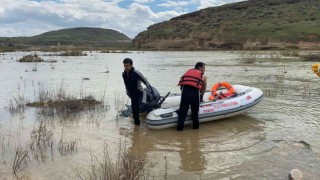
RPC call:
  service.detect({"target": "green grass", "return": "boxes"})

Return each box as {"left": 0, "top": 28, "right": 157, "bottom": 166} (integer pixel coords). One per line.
{"left": 133, "top": 0, "right": 320, "bottom": 49}
{"left": 0, "top": 27, "right": 132, "bottom": 48}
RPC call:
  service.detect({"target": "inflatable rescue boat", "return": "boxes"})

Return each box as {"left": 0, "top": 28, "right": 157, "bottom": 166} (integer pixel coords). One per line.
{"left": 146, "top": 84, "right": 263, "bottom": 129}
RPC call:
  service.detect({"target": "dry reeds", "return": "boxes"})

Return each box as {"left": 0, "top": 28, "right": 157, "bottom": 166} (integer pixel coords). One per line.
{"left": 28, "top": 82, "right": 101, "bottom": 116}
{"left": 9, "top": 94, "right": 28, "bottom": 113}
{"left": 300, "top": 53, "right": 320, "bottom": 61}
{"left": 100, "top": 83, "right": 108, "bottom": 104}
{"left": 100, "top": 50, "right": 128, "bottom": 53}
{"left": 76, "top": 142, "right": 148, "bottom": 180}
{"left": 29, "top": 120, "right": 54, "bottom": 161}
{"left": 46, "top": 59, "right": 57, "bottom": 63}
{"left": 12, "top": 146, "right": 30, "bottom": 175}
{"left": 59, "top": 50, "right": 87, "bottom": 56}
{"left": 30, "top": 120, "right": 53, "bottom": 148}
{"left": 301, "top": 81, "right": 311, "bottom": 98}
{"left": 267, "top": 51, "right": 282, "bottom": 61}
{"left": 57, "top": 130, "right": 79, "bottom": 157}
{"left": 1, "top": 136, "right": 6, "bottom": 157}
{"left": 18, "top": 53, "right": 44, "bottom": 62}
{"left": 280, "top": 49, "right": 300, "bottom": 57}
{"left": 35, "top": 82, "right": 71, "bottom": 103}
{"left": 114, "top": 92, "right": 128, "bottom": 112}
{"left": 32, "top": 63, "right": 38, "bottom": 71}
{"left": 239, "top": 51, "right": 257, "bottom": 64}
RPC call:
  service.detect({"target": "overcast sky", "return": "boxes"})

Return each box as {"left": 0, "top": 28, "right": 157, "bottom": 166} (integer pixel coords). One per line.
{"left": 0, "top": 0, "right": 245, "bottom": 38}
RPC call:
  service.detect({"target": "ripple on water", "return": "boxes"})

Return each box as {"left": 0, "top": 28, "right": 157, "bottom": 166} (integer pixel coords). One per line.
{"left": 124, "top": 114, "right": 267, "bottom": 177}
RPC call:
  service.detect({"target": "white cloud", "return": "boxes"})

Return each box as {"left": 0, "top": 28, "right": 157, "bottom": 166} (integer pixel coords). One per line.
{"left": 197, "top": 0, "right": 246, "bottom": 9}
{"left": 133, "top": 0, "right": 154, "bottom": 3}
{"left": 117, "top": 3, "right": 180, "bottom": 37}
{"left": 0, "top": 0, "right": 244, "bottom": 38}
{"left": 158, "top": 0, "right": 196, "bottom": 8}
{"left": 198, "top": 0, "right": 215, "bottom": 9}
{"left": 0, "top": 0, "right": 164, "bottom": 38}
{"left": 197, "top": 0, "right": 232, "bottom": 9}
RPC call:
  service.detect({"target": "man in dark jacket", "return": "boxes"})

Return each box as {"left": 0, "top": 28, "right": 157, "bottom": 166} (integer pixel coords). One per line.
{"left": 122, "top": 58, "right": 154, "bottom": 125}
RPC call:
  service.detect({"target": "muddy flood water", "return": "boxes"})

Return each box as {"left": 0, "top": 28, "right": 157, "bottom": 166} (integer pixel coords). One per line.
{"left": 0, "top": 51, "right": 319, "bottom": 179}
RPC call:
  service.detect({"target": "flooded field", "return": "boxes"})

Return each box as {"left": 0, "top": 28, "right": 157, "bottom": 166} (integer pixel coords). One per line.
{"left": 0, "top": 51, "right": 320, "bottom": 179}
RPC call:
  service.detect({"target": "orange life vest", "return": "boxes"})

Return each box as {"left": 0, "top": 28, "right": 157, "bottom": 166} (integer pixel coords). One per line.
{"left": 312, "top": 64, "right": 320, "bottom": 77}
{"left": 178, "top": 69, "right": 204, "bottom": 90}
{"left": 209, "top": 82, "right": 236, "bottom": 101}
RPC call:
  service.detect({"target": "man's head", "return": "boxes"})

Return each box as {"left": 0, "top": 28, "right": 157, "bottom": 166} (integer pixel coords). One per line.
{"left": 123, "top": 58, "right": 133, "bottom": 72}
{"left": 195, "top": 62, "right": 206, "bottom": 72}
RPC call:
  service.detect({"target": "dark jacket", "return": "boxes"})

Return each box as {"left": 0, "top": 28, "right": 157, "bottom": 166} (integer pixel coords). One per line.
{"left": 122, "top": 67, "right": 152, "bottom": 98}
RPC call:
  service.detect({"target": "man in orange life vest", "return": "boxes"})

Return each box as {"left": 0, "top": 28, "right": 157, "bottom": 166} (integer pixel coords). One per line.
{"left": 122, "top": 58, "right": 154, "bottom": 125}
{"left": 177, "top": 62, "right": 207, "bottom": 131}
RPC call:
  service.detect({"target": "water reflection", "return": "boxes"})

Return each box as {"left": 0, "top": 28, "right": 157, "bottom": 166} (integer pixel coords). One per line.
{"left": 178, "top": 130, "right": 206, "bottom": 172}
{"left": 126, "top": 114, "right": 265, "bottom": 176}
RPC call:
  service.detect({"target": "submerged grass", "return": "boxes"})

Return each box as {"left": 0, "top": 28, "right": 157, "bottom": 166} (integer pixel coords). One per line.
{"left": 76, "top": 142, "right": 149, "bottom": 180}
{"left": 242, "top": 50, "right": 318, "bottom": 98}
{"left": 280, "top": 49, "right": 300, "bottom": 57}
{"left": 300, "top": 81, "right": 311, "bottom": 99}
{"left": 12, "top": 146, "right": 30, "bottom": 175}
{"left": 57, "top": 129, "right": 79, "bottom": 157}
{"left": 29, "top": 120, "right": 54, "bottom": 162}
{"left": 300, "top": 53, "right": 320, "bottom": 61}
{"left": 9, "top": 94, "right": 28, "bottom": 113}
{"left": 239, "top": 51, "right": 258, "bottom": 64}
{"left": 18, "top": 53, "right": 44, "bottom": 62}
{"left": 27, "top": 95, "right": 100, "bottom": 110}
{"left": 27, "top": 82, "right": 101, "bottom": 115}
{"left": 59, "top": 50, "right": 87, "bottom": 56}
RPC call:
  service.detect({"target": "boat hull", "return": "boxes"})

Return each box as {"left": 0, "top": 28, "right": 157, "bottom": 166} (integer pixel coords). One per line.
{"left": 146, "top": 85, "right": 263, "bottom": 129}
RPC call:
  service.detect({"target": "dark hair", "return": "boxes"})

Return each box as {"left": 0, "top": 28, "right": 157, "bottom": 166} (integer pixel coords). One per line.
{"left": 123, "top": 58, "right": 133, "bottom": 65}
{"left": 195, "top": 62, "right": 205, "bottom": 69}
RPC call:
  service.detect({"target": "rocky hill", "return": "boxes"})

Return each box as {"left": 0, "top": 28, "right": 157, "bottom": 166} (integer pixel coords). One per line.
{"left": 0, "top": 27, "right": 131, "bottom": 48}
{"left": 133, "top": 0, "right": 320, "bottom": 50}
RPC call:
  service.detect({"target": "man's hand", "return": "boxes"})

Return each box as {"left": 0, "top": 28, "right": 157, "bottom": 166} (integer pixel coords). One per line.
{"left": 200, "top": 94, "right": 204, "bottom": 102}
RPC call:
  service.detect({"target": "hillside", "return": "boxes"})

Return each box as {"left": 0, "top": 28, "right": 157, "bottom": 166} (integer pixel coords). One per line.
{"left": 0, "top": 27, "right": 131, "bottom": 48}
{"left": 133, "top": 0, "right": 320, "bottom": 50}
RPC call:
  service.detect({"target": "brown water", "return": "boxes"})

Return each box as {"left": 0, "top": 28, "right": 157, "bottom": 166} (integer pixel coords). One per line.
{"left": 0, "top": 51, "right": 320, "bottom": 179}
